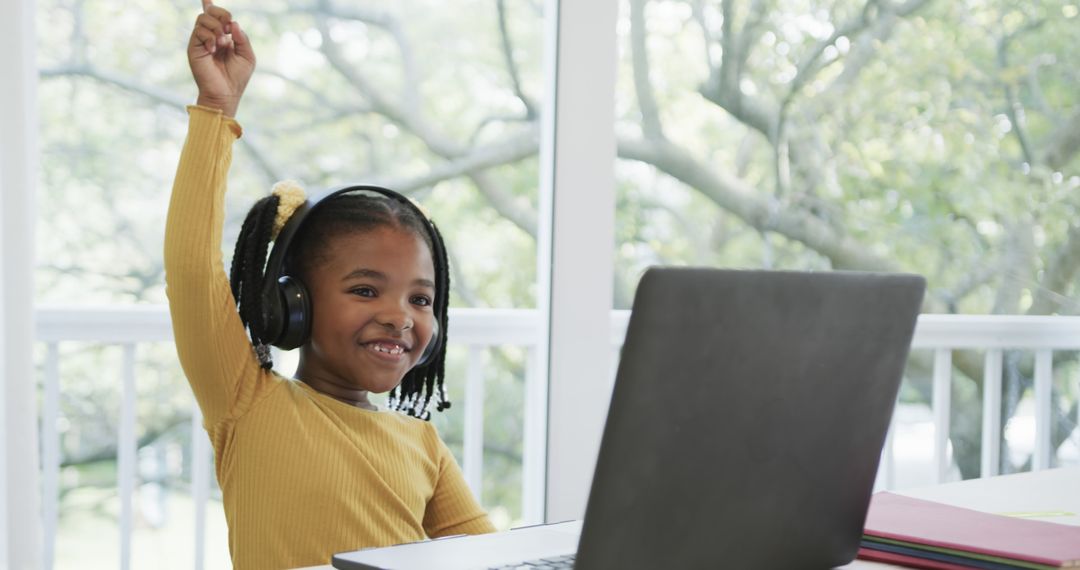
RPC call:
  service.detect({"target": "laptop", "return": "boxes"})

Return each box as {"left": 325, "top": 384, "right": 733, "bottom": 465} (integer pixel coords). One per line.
{"left": 332, "top": 268, "right": 926, "bottom": 569}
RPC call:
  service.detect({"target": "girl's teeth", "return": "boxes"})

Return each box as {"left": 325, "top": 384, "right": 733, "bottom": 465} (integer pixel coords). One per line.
{"left": 371, "top": 344, "right": 404, "bottom": 355}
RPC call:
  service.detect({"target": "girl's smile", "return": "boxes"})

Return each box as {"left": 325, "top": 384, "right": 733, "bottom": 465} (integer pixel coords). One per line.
{"left": 363, "top": 340, "right": 408, "bottom": 358}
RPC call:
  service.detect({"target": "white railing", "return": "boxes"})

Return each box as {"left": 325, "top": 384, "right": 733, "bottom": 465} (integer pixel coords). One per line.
{"left": 903, "top": 315, "right": 1080, "bottom": 483}
{"left": 35, "top": 308, "right": 1080, "bottom": 570}
{"left": 35, "top": 306, "right": 543, "bottom": 570}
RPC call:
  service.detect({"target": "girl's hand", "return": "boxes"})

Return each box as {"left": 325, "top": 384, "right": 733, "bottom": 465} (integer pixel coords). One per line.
{"left": 187, "top": 0, "right": 255, "bottom": 118}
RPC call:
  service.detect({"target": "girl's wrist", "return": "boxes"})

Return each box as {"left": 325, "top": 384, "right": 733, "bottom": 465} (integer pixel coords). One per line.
{"left": 196, "top": 94, "right": 241, "bottom": 118}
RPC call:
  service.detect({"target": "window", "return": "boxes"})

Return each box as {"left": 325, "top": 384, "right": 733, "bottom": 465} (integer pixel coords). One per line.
{"left": 612, "top": 0, "right": 1080, "bottom": 483}
{"left": 36, "top": 0, "right": 545, "bottom": 567}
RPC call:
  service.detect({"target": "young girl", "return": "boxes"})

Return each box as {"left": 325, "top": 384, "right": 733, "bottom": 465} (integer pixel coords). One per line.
{"left": 164, "top": 3, "right": 495, "bottom": 568}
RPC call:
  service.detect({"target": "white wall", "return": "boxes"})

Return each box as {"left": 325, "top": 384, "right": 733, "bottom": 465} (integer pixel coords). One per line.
{"left": 0, "top": 0, "right": 43, "bottom": 568}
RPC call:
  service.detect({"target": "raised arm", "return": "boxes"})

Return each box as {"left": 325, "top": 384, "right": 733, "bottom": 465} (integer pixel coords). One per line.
{"left": 164, "top": 2, "right": 266, "bottom": 429}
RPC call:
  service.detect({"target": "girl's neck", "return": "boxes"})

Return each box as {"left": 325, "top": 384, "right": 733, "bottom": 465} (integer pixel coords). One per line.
{"left": 295, "top": 359, "right": 378, "bottom": 411}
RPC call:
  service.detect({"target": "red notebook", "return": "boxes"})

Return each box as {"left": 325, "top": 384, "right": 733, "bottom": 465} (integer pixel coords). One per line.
{"left": 863, "top": 492, "right": 1080, "bottom": 568}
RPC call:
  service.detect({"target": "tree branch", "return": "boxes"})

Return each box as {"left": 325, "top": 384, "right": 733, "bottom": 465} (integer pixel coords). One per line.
{"left": 496, "top": 0, "right": 538, "bottom": 119}
{"left": 40, "top": 65, "right": 188, "bottom": 109}
{"left": 1041, "top": 107, "right": 1080, "bottom": 171}
{"left": 629, "top": 0, "right": 664, "bottom": 139}
{"left": 258, "top": 67, "right": 371, "bottom": 115}
{"left": 1024, "top": 56, "right": 1056, "bottom": 116}
{"left": 934, "top": 263, "right": 997, "bottom": 312}
{"left": 638, "top": 195, "right": 710, "bottom": 259}
{"left": 372, "top": 125, "right": 540, "bottom": 219}
{"left": 690, "top": 0, "right": 716, "bottom": 70}
{"left": 782, "top": 0, "right": 878, "bottom": 109}
{"left": 699, "top": 0, "right": 780, "bottom": 142}
{"left": 817, "top": 0, "right": 933, "bottom": 101}
{"left": 371, "top": 127, "right": 537, "bottom": 191}
{"left": 312, "top": 6, "right": 540, "bottom": 239}
{"left": 468, "top": 113, "right": 536, "bottom": 146}
{"left": 775, "top": 0, "right": 932, "bottom": 197}
{"left": 735, "top": 0, "right": 771, "bottom": 77}
{"left": 720, "top": 0, "right": 739, "bottom": 88}
{"left": 990, "top": 219, "right": 1035, "bottom": 314}
{"left": 1028, "top": 223, "right": 1080, "bottom": 315}
{"left": 468, "top": 171, "right": 538, "bottom": 238}
{"left": 617, "top": 136, "right": 898, "bottom": 271}
{"left": 996, "top": 20, "right": 1047, "bottom": 166}
{"left": 39, "top": 65, "right": 283, "bottom": 183}
{"left": 313, "top": 0, "right": 422, "bottom": 113}
{"left": 447, "top": 246, "right": 483, "bottom": 308}
{"left": 313, "top": 7, "right": 461, "bottom": 156}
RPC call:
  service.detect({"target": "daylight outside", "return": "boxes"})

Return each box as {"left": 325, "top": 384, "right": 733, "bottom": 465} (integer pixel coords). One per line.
{"left": 30, "top": 0, "right": 1080, "bottom": 568}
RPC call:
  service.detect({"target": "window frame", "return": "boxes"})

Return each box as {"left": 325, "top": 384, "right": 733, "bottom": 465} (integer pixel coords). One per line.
{"left": 538, "top": 0, "right": 619, "bottom": 522}
{"left": 1, "top": 0, "right": 43, "bottom": 567}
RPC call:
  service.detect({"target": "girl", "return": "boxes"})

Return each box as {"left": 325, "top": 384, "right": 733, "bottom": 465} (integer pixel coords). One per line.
{"left": 164, "top": 2, "right": 495, "bottom": 568}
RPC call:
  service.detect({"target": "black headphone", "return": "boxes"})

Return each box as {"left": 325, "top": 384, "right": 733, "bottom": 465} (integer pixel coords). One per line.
{"left": 258, "top": 185, "right": 445, "bottom": 368}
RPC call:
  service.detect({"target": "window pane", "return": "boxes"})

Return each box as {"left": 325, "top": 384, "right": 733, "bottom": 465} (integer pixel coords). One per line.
{"left": 37, "top": 0, "right": 545, "bottom": 567}
{"left": 613, "top": 0, "right": 1080, "bottom": 483}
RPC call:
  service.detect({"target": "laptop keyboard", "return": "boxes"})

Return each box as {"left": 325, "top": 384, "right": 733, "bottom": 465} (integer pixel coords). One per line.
{"left": 488, "top": 553, "right": 576, "bottom": 569}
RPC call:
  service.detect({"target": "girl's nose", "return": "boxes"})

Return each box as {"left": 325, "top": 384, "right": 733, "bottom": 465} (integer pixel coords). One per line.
{"left": 375, "top": 306, "right": 413, "bottom": 332}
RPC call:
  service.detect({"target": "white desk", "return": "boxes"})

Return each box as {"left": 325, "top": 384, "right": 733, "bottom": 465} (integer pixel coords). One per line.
{"left": 298, "top": 466, "right": 1080, "bottom": 570}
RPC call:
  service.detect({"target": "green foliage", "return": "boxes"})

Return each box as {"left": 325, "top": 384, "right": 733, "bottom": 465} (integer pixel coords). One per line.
{"left": 613, "top": 0, "right": 1080, "bottom": 316}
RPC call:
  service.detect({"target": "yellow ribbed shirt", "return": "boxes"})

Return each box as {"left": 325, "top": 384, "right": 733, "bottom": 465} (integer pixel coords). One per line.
{"left": 164, "top": 105, "right": 495, "bottom": 570}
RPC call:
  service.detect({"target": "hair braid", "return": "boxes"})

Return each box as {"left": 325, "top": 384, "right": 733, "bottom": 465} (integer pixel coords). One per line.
{"left": 229, "top": 216, "right": 253, "bottom": 303}
{"left": 230, "top": 195, "right": 280, "bottom": 369}
{"left": 430, "top": 223, "right": 452, "bottom": 414}
{"left": 230, "top": 200, "right": 265, "bottom": 316}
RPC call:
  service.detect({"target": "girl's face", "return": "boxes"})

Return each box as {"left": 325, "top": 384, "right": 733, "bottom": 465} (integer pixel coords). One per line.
{"left": 301, "top": 225, "right": 437, "bottom": 394}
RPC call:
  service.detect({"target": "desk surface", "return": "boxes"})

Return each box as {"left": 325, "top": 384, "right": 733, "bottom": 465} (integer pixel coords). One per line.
{"left": 297, "top": 466, "right": 1080, "bottom": 570}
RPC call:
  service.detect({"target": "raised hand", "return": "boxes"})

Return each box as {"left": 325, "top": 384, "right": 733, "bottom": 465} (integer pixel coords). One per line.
{"left": 187, "top": 0, "right": 255, "bottom": 118}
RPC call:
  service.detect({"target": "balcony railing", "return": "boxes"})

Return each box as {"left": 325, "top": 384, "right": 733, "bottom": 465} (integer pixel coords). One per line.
{"left": 35, "top": 307, "right": 1080, "bottom": 570}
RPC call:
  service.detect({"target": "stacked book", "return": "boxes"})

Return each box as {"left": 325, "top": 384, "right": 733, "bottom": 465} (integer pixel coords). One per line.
{"left": 859, "top": 492, "right": 1080, "bottom": 569}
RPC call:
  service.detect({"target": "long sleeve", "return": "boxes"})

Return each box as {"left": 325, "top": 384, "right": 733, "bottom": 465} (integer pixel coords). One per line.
{"left": 163, "top": 105, "right": 275, "bottom": 432}
{"left": 423, "top": 432, "right": 497, "bottom": 537}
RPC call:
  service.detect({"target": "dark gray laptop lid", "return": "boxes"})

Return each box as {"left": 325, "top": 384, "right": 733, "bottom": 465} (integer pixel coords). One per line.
{"left": 575, "top": 268, "right": 925, "bottom": 570}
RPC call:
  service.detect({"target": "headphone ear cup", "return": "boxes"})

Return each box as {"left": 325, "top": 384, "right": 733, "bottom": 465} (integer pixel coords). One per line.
{"left": 274, "top": 276, "right": 312, "bottom": 350}
{"left": 414, "top": 319, "right": 440, "bottom": 368}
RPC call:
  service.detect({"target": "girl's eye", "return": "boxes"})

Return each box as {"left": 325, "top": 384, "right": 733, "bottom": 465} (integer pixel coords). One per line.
{"left": 350, "top": 287, "right": 376, "bottom": 298}
{"left": 411, "top": 295, "right": 432, "bottom": 307}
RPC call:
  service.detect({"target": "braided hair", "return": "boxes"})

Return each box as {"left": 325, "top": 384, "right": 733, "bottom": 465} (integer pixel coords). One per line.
{"left": 229, "top": 191, "right": 452, "bottom": 420}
